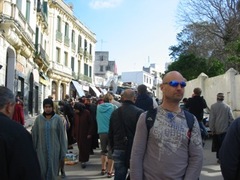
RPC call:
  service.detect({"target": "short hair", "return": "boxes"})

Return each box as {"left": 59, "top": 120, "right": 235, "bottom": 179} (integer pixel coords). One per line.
{"left": 193, "top": 88, "right": 202, "bottom": 96}
{"left": 0, "top": 86, "right": 15, "bottom": 110}
{"left": 217, "top": 93, "right": 224, "bottom": 100}
{"left": 103, "top": 93, "right": 113, "bottom": 102}
{"left": 137, "top": 84, "right": 147, "bottom": 94}
{"left": 122, "top": 89, "right": 135, "bottom": 101}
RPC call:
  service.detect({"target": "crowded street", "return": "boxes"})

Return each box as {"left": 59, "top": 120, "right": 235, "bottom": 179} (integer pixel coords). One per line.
{"left": 62, "top": 138, "right": 223, "bottom": 180}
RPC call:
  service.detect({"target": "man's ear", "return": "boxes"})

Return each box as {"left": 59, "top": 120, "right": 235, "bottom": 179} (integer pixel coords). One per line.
{"left": 160, "top": 84, "right": 164, "bottom": 91}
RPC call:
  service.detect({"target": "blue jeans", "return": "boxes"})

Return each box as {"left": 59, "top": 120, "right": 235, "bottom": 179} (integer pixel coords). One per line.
{"left": 112, "top": 150, "right": 128, "bottom": 180}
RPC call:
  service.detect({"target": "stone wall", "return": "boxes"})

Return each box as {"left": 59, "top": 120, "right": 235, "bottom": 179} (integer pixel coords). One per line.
{"left": 184, "top": 68, "right": 240, "bottom": 118}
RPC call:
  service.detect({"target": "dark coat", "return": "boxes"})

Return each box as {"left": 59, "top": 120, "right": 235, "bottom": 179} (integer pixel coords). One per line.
{"left": 73, "top": 109, "right": 94, "bottom": 162}
{"left": 109, "top": 101, "right": 143, "bottom": 166}
{"left": 135, "top": 94, "right": 153, "bottom": 111}
{"left": 186, "top": 96, "right": 207, "bottom": 121}
{"left": 219, "top": 117, "right": 240, "bottom": 180}
{"left": 0, "top": 112, "right": 41, "bottom": 179}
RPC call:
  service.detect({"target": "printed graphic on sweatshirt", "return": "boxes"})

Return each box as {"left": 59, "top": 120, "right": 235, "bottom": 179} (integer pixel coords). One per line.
{"left": 152, "top": 111, "right": 202, "bottom": 160}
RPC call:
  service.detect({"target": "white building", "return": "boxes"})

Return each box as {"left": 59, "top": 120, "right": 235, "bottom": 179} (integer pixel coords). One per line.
{"left": 121, "top": 63, "right": 162, "bottom": 98}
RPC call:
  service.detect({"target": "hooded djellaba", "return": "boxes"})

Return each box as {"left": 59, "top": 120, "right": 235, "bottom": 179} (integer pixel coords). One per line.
{"left": 31, "top": 98, "right": 67, "bottom": 180}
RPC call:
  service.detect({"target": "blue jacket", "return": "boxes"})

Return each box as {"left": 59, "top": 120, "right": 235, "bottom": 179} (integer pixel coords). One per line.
{"left": 96, "top": 103, "right": 117, "bottom": 134}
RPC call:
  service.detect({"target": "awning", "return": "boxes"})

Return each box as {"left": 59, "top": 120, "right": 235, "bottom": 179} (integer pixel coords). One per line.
{"left": 99, "top": 88, "right": 107, "bottom": 95}
{"left": 90, "top": 85, "right": 101, "bottom": 97}
{"left": 72, "top": 80, "right": 85, "bottom": 97}
{"left": 82, "top": 85, "right": 89, "bottom": 91}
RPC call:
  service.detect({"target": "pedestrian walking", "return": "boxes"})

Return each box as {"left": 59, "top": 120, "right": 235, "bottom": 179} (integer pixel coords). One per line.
{"left": 96, "top": 93, "right": 117, "bottom": 178}
{"left": 12, "top": 95, "right": 24, "bottom": 125}
{"left": 109, "top": 89, "right": 143, "bottom": 180}
{"left": 73, "top": 102, "right": 94, "bottom": 168}
{"left": 209, "top": 93, "right": 234, "bottom": 163}
{"left": 130, "top": 71, "right": 203, "bottom": 180}
{"left": 185, "top": 87, "right": 209, "bottom": 144}
{"left": 135, "top": 84, "right": 153, "bottom": 111}
{"left": 0, "top": 86, "right": 41, "bottom": 179}
{"left": 32, "top": 98, "right": 67, "bottom": 180}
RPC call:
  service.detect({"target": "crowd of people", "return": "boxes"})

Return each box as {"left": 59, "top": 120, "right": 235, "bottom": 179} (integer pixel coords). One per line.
{"left": 1, "top": 70, "right": 239, "bottom": 180}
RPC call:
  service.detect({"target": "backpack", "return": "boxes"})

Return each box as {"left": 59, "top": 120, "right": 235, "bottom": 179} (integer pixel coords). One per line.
{"left": 146, "top": 108, "right": 195, "bottom": 144}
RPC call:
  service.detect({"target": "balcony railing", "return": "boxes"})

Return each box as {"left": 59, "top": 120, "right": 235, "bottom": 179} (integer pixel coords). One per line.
{"left": 71, "top": 42, "right": 76, "bottom": 52}
{"left": 64, "top": 36, "right": 70, "bottom": 47}
{"left": 78, "top": 47, "right": 83, "bottom": 55}
{"left": 84, "top": 50, "right": 89, "bottom": 58}
{"left": 79, "top": 73, "right": 92, "bottom": 83}
{"left": 35, "top": 44, "right": 49, "bottom": 62}
{"left": 56, "top": 31, "right": 62, "bottom": 42}
{"left": 37, "top": 1, "right": 48, "bottom": 28}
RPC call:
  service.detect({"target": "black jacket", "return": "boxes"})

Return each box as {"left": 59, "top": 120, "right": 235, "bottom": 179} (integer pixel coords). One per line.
{"left": 186, "top": 96, "right": 207, "bottom": 121}
{"left": 109, "top": 101, "right": 143, "bottom": 151}
{"left": 219, "top": 117, "right": 240, "bottom": 180}
{"left": 0, "top": 113, "right": 41, "bottom": 180}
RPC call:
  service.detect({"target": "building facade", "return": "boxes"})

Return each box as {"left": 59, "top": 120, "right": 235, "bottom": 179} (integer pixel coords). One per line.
{"left": 0, "top": 0, "right": 97, "bottom": 118}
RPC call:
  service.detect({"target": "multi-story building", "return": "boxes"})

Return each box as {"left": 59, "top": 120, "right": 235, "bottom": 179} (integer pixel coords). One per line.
{"left": 48, "top": 0, "right": 97, "bottom": 100}
{"left": 0, "top": 0, "right": 39, "bottom": 116}
{"left": 121, "top": 63, "right": 162, "bottom": 98}
{"left": 94, "top": 51, "right": 118, "bottom": 92}
{"left": 0, "top": 0, "right": 97, "bottom": 117}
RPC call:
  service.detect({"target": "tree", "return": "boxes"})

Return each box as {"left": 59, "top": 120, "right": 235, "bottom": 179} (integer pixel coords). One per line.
{"left": 166, "top": 54, "right": 224, "bottom": 80}
{"left": 177, "top": 0, "right": 240, "bottom": 45}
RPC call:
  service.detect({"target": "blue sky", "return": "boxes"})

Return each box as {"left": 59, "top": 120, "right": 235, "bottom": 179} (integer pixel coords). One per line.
{"left": 64, "top": 0, "right": 180, "bottom": 74}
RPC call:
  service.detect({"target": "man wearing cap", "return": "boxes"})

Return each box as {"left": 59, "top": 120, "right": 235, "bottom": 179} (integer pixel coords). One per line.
{"left": 32, "top": 98, "right": 67, "bottom": 180}
{"left": 209, "top": 93, "right": 234, "bottom": 163}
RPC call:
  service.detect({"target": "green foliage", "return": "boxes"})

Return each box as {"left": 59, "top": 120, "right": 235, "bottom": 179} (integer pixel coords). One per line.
{"left": 165, "top": 54, "right": 224, "bottom": 80}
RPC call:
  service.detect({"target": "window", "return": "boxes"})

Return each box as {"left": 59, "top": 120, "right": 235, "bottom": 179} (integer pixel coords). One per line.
{"left": 100, "top": 66, "right": 103, "bottom": 72}
{"left": 26, "top": 0, "right": 30, "bottom": 23}
{"left": 57, "top": 16, "right": 61, "bottom": 32}
{"left": 71, "top": 57, "right": 74, "bottom": 71}
{"left": 17, "top": 0, "right": 22, "bottom": 11}
{"left": 71, "top": 30, "right": 75, "bottom": 43}
{"left": 65, "top": 22, "right": 69, "bottom": 37}
{"left": 89, "top": 66, "right": 92, "bottom": 77}
{"left": 78, "top": 35, "right": 82, "bottom": 52}
{"left": 84, "top": 63, "right": 88, "bottom": 76}
{"left": 89, "top": 44, "right": 92, "bottom": 55}
{"left": 84, "top": 39, "right": 87, "bottom": 51}
{"left": 56, "top": 47, "right": 60, "bottom": 63}
{"left": 52, "top": 81, "right": 57, "bottom": 100}
{"left": 64, "top": 51, "right": 68, "bottom": 66}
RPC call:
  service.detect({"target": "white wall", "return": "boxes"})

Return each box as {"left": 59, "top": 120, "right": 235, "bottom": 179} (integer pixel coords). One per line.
{"left": 184, "top": 68, "right": 240, "bottom": 118}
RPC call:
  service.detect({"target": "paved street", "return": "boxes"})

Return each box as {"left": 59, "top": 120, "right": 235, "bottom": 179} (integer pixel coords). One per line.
{"left": 62, "top": 138, "right": 223, "bottom": 180}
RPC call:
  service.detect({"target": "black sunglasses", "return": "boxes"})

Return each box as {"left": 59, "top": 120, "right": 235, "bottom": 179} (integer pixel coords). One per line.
{"left": 163, "top": 80, "right": 186, "bottom": 88}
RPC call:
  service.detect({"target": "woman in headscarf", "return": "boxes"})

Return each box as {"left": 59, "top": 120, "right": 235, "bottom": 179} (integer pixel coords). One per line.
{"left": 32, "top": 98, "right": 67, "bottom": 180}
{"left": 73, "top": 102, "right": 94, "bottom": 168}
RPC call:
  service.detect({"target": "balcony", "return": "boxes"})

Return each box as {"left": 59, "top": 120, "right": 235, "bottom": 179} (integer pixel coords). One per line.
{"left": 34, "top": 44, "right": 50, "bottom": 69}
{"left": 37, "top": 1, "right": 48, "bottom": 29}
{"left": 56, "top": 30, "right": 62, "bottom": 42}
{"left": 84, "top": 50, "right": 89, "bottom": 59}
{"left": 78, "top": 47, "right": 84, "bottom": 55}
{"left": 71, "top": 42, "right": 76, "bottom": 52}
{"left": 64, "top": 36, "right": 70, "bottom": 47}
{"left": 72, "top": 71, "right": 78, "bottom": 79}
{"left": 89, "top": 54, "right": 92, "bottom": 61}
{"left": 79, "top": 73, "right": 92, "bottom": 83}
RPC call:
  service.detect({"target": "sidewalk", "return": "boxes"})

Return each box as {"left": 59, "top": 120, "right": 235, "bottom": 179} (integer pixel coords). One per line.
{"left": 63, "top": 139, "right": 223, "bottom": 180}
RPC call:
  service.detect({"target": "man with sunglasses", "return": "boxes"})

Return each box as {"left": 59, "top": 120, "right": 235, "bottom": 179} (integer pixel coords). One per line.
{"left": 130, "top": 71, "right": 203, "bottom": 180}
